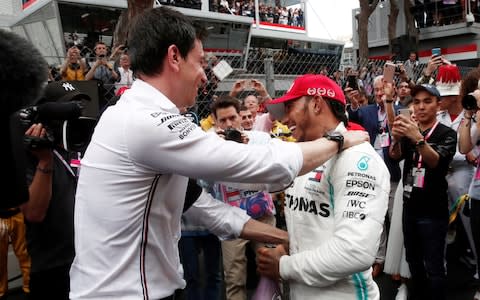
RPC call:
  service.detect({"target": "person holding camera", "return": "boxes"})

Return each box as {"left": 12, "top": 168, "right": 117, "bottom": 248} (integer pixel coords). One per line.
{"left": 458, "top": 68, "right": 480, "bottom": 300}
{"left": 60, "top": 44, "right": 87, "bottom": 81}
{"left": 229, "top": 79, "right": 272, "bottom": 131}
{"left": 208, "top": 96, "right": 276, "bottom": 300}
{"left": 348, "top": 75, "right": 403, "bottom": 277}
{"left": 21, "top": 81, "right": 91, "bottom": 300}
{"left": 389, "top": 84, "right": 457, "bottom": 300}
{"left": 85, "top": 42, "right": 118, "bottom": 91}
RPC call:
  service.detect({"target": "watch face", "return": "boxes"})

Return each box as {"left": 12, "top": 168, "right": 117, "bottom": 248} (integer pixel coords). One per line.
{"left": 326, "top": 131, "right": 343, "bottom": 140}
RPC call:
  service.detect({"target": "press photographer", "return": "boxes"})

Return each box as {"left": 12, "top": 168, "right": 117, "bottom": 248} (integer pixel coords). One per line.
{"left": 1, "top": 29, "right": 48, "bottom": 208}
{"left": 16, "top": 81, "right": 97, "bottom": 153}
{"left": 20, "top": 80, "right": 96, "bottom": 300}
{"left": 60, "top": 43, "right": 87, "bottom": 81}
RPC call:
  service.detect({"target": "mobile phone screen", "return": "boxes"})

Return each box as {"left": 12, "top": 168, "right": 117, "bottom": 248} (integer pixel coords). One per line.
{"left": 347, "top": 75, "right": 358, "bottom": 90}
{"left": 432, "top": 48, "right": 441, "bottom": 57}
{"left": 383, "top": 63, "right": 395, "bottom": 83}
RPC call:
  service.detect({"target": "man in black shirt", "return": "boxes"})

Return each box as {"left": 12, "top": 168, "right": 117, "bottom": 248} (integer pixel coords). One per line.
{"left": 389, "top": 84, "right": 456, "bottom": 300}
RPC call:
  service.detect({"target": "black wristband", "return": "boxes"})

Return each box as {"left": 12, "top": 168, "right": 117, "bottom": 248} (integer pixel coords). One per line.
{"left": 37, "top": 166, "right": 53, "bottom": 174}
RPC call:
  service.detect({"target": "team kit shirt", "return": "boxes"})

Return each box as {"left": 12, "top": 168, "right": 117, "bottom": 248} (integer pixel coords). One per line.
{"left": 280, "top": 123, "right": 390, "bottom": 300}
{"left": 70, "top": 80, "right": 304, "bottom": 300}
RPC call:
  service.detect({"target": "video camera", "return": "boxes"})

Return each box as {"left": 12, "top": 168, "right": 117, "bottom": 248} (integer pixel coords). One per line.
{"left": 13, "top": 81, "right": 98, "bottom": 153}
{"left": 224, "top": 128, "right": 243, "bottom": 143}
{"left": 462, "top": 79, "right": 480, "bottom": 111}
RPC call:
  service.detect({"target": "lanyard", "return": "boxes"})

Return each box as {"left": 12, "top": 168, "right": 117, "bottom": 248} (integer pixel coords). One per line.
{"left": 53, "top": 149, "right": 76, "bottom": 178}
{"left": 416, "top": 121, "right": 439, "bottom": 168}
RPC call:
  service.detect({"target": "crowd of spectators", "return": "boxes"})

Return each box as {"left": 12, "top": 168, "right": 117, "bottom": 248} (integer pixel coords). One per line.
{"left": 211, "top": 0, "right": 304, "bottom": 27}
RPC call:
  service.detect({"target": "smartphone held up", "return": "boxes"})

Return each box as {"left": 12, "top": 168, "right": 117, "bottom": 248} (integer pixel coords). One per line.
{"left": 383, "top": 63, "right": 396, "bottom": 83}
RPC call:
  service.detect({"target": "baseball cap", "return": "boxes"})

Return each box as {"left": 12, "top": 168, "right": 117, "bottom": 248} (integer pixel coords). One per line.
{"left": 410, "top": 84, "right": 441, "bottom": 99}
{"left": 436, "top": 64, "right": 461, "bottom": 97}
{"left": 267, "top": 74, "right": 345, "bottom": 120}
{"left": 39, "top": 81, "right": 90, "bottom": 104}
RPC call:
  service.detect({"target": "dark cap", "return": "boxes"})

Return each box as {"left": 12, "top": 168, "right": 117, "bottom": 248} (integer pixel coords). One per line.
{"left": 410, "top": 84, "right": 441, "bottom": 99}
{"left": 40, "top": 81, "right": 90, "bottom": 104}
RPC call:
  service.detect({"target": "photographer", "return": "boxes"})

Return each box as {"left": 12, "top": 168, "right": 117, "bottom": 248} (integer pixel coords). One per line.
{"left": 458, "top": 68, "right": 480, "bottom": 300}
{"left": 1, "top": 29, "right": 48, "bottom": 208}
{"left": 85, "top": 41, "right": 118, "bottom": 102}
{"left": 209, "top": 96, "right": 276, "bottom": 300}
{"left": 21, "top": 81, "right": 91, "bottom": 300}
{"left": 60, "top": 43, "right": 87, "bottom": 81}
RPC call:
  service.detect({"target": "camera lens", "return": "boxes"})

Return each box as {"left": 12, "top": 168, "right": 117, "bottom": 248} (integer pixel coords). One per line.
{"left": 462, "top": 94, "right": 478, "bottom": 110}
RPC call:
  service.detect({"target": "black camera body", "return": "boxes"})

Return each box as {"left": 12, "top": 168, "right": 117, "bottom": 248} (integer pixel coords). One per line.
{"left": 15, "top": 101, "right": 84, "bottom": 150}
{"left": 462, "top": 93, "right": 478, "bottom": 111}
{"left": 224, "top": 128, "right": 243, "bottom": 143}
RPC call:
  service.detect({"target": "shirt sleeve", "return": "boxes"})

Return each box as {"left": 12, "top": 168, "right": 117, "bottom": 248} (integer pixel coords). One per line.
{"left": 183, "top": 189, "right": 250, "bottom": 240}
{"left": 279, "top": 147, "right": 390, "bottom": 287}
{"left": 429, "top": 128, "right": 457, "bottom": 169}
{"left": 127, "top": 111, "right": 303, "bottom": 192}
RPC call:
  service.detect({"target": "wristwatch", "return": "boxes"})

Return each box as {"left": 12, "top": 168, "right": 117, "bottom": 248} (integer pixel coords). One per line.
{"left": 415, "top": 138, "right": 426, "bottom": 148}
{"left": 324, "top": 131, "right": 344, "bottom": 153}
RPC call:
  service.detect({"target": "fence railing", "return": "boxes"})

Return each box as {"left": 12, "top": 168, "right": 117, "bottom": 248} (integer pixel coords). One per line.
{"left": 46, "top": 50, "right": 476, "bottom": 119}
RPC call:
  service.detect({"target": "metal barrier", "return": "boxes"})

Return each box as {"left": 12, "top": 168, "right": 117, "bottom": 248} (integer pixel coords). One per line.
{"left": 46, "top": 51, "right": 476, "bottom": 119}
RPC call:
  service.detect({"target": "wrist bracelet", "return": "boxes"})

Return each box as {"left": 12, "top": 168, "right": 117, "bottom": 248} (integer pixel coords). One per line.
{"left": 415, "top": 138, "right": 426, "bottom": 148}
{"left": 385, "top": 99, "right": 394, "bottom": 103}
{"left": 37, "top": 166, "right": 53, "bottom": 174}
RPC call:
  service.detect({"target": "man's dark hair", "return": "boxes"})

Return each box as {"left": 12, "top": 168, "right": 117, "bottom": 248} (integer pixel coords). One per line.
{"left": 239, "top": 104, "right": 249, "bottom": 111}
{"left": 325, "top": 98, "right": 348, "bottom": 126}
{"left": 460, "top": 66, "right": 480, "bottom": 100}
{"left": 128, "top": 6, "right": 206, "bottom": 77}
{"left": 0, "top": 30, "right": 48, "bottom": 208}
{"left": 0, "top": 30, "right": 48, "bottom": 114}
{"left": 211, "top": 96, "right": 241, "bottom": 118}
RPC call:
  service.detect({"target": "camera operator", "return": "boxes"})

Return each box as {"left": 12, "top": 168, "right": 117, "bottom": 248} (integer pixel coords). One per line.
{"left": 458, "top": 69, "right": 480, "bottom": 300}
{"left": 21, "top": 81, "right": 91, "bottom": 300}
{"left": 209, "top": 96, "right": 277, "bottom": 300}
{"left": 1, "top": 29, "right": 48, "bottom": 208}
{"left": 60, "top": 43, "right": 87, "bottom": 81}
{"left": 85, "top": 41, "right": 118, "bottom": 103}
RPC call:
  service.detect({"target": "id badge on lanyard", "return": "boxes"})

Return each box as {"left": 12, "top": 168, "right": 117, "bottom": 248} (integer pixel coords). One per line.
{"left": 412, "top": 167, "right": 425, "bottom": 188}
{"left": 409, "top": 121, "right": 438, "bottom": 190}
{"left": 380, "top": 131, "right": 390, "bottom": 147}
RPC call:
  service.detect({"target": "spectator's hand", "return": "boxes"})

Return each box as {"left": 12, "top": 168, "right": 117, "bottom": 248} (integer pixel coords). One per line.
{"left": 241, "top": 132, "right": 249, "bottom": 144}
{"left": 110, "top": 44, "right": 125, "bottom": 59}
{"left": 251, "top": 79, "right": 265, "bottom": 92}
{"left": 425, "top": 56, "right": 443, "bottom": 76}
{"left": 345, "top": 87, "right": 360, "bottom": 109}
{"left": 345, "top": 88, "right": 360, "bottom": 102}
{"left": 256, "top": 244, "right": 287, "bottom": 280}
{"left": 392, "top": 115, "right": 423, "bottom": 142}
{"left": 25, "top": 124, "right": 53, "bottom": 162}
{"left": 342, "top": 130, "right": 369, "bottom": 149}
{"left": 383, "top": 81, "right": 395, "bottom": 100}
{"left": 465, "top": 151, "right": 478, "bottom": 166}
{"left": 230, "top": 80, "right": 246, "bottom": 97}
